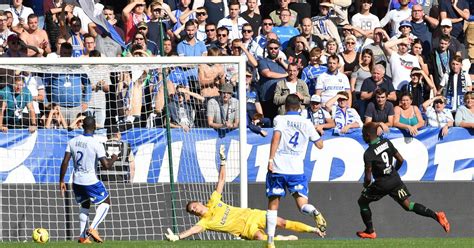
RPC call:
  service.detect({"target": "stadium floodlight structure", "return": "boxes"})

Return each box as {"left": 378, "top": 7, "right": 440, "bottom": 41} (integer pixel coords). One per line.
{"left": 0, "top": 56, "right": 247, "bottom": 241}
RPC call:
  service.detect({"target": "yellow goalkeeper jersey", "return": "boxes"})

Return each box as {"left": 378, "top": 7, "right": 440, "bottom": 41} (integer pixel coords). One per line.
{"left": 196, "top": 191, "right": 256, "bottom": 237}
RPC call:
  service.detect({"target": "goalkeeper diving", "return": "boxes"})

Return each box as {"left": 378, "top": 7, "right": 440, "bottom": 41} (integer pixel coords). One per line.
{"left": 165, "top": 145, "right": 325, "bottom": 241}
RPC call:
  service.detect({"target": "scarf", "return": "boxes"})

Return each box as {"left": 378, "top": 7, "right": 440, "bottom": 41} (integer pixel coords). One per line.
{"left": 444, "top": 71, "right": 467, "bottom": 110}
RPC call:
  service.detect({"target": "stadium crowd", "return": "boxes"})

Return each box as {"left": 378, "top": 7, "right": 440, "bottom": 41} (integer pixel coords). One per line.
{"left": 0, "top": 0, "right": 473, "bottom": 134}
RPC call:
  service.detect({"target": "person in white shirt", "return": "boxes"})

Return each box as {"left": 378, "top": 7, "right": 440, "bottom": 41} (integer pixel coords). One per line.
{"left": 217, "top": 1, "right": 248, "bottom": 40}
{"left": 380, "top": 0, "right": 411, "bottom": 37}
{"left": 325, "top": 91, "right": 363, "bottom": 135}
{"left": 383, "top": 35, "right": 420, "bottom": 90}
{"left": 315, "top": 54, "right": 351, "bottom": 105}
{"left": 4, "top": 0, "right": 34, "bottom": 31}
{"left": 350, "top": 0, "right": 380, "bottom": 46}
{"left": 59, "top": 117, "right": 118, "bottom": 244}
{"left": 265, "top": 94, "right": 326, "bottom": 248}
{"left": 422, "top": 96, "right": 454, "bottom": 137}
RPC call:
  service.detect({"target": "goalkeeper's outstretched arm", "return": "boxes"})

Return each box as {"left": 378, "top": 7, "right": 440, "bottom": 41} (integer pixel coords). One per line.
{"left": 215, "top": 145, "right": 226, "bottom": 194}
{"left": 165, "top": 225, "right": 205, "bottom": 241}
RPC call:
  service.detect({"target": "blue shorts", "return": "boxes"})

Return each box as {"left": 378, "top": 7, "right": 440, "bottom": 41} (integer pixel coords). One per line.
{"left": 72, "top": 181, "right": 109, "bottom": 205}
{"left": 265, "top": 173, "right": 308, "bottom": 198}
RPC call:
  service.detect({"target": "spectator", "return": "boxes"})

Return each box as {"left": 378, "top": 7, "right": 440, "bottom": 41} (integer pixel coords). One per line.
{"left": 289, "top": 18, "right": 324, "bottom": 51}
{"left": 87, "top": 22, "right": 123, "bottom": 57}
{"left": 4, "top": 11, "right": 13, "bottom": 30}
{"left": 363, "top": 27, "right": 391, "bottom": 77}
{"left": 86, "top": 50, "right": 109, "bottom": 128}
{"left": 0, "top": 74, "right": 37, "bottom": 133}
{"left": 364, "top": 88, "right": 394, "bottom": 135}
{"left": 209, "top": 26, "right": 230, "bottom": 55}
{"left": 241, "top": 0, "right": 261, "bottom": 38}
{"left": 273, "top": 63, "right": 310, "bottom": 115}
{"left": 254, "top": 32, "right": 286, "bottom": 60}
{"left": 63, "top": 16, "right": 85, "bottom": 57}
{"left": 241, "top": 23, "right": 258, "bottom": 56}
{"left": 246, "top": 70, "right": 270, "bottom": 135}
{"left": 301, "top": 47, "right": 327, "bottom": 96}
{"left": 307, "top": 94, "right": 335, "bottom": 135}
{"left": 440, "top": 0, "right": 470, "bottom": 41}
{"left": 454, "top": 91, "right": 474, "bottom": 128}
{"left": 340, "top": 35, "right": 360, "bottom": 78}
{"left": 440, "top": 55, "right": 473, "bottom": 111}
{"left": 410, "top": 38, "right": 430, "bottom": 76}
{"left": 46, "top": 36, "right": 66, "bottom": 58}
{"left": 350, "top": 0, "right": 381, "bottom": 47}
{"left": 257, "top": 38, "right": 288, "bottom": 121}
{"left": 410, "top": 4, "right": 438, "bottom": 58}
{"left": 230, "top": 38, "right": 257, "bottom": 68}
{"left": 311, "top": 3, "right": 341, "bottom": 45}
{"left": 393, "top": 92, "right": 425, "bottom": 136}
{"left": 134, "top": 21, "right": 160, "bottom": 55}
{"left": 102, "top": 5, "right": 125, "bottom": 40}
{"left": 69, "top": 112, "right": 86, "bottom": 130}
{"left": 193, "top": 0, "right": 227, "bottom": 27}
{"left": 384, "top": 36, "right": 421, "bottom": 91}
{"left": 147, "top": 1, "right": 175, "bottom": 46}
{"left": 269, "top": 0, "right": 298, "bottom": 27}
{"left": 123, "top": 33, "right": 152, "bottom": 57}
{"left": 432, "top": 19, "right": 466, "bottom": 57}
{"left": 82, "top": 34, "right": 96, "bottom": 57}
{"left": 255, "top": 18, "right": 273, "bottom": 49}
{"left": 428, "top": 34, "right": 455, "bottom": 90}
{"left": 217, "top": 0, "right": 248, "bottom": 41}
{"left": 45, "top": 103, "right": 67, "bottom": 129}
{"left": 422, "top": 96, "right": 454, "bottom": 137}
{"left": 400, "top": 68, "right": 436, "bottom": 108}
{"left": 350, "top": 48, "right": 373, "bottom": 113}
{"left": 198, "top": 47, "right": 225, "bottom": 98}
{"left": 0, "top": 13, "right": 14, "bottom": 55}
{"left": 360, "top": 64, "right": 397, "bottom": 106}
{"left": 21, "top": 71, "right": 45, "bottom": 122}
{"left": 5, "top": 0, "right": 34, "bottom": 33}
{"left": 122, "top": 0, "right": 149, "bottom": 43}
{"left": 325, "top": 91, "right": 362, "bottom": 135}
{"left": 174, "top": 0, "right": 195, "bottom": 33}
{"left": 380, "top": 0, "right": 412, "bottom": 37}
{"left": 272, "top": 9, "right": 299, "bottom": 50}
{"left": 100, "top": 126, "right": 135, "bottom": 183}
{"left": 391, "top": 20, "right": 417, "bottom": 41}
{"left": 320, "top": 38, "right": 344, "bottom": 71}
{"left": 316, "top": 54, "right": 351, "bottom": 106}
{"left": 19, "top": 14, "right": 50, "bottom": 57}
{"left": 163, "top": 38, "right": 176, "bottom": 56}
{"left": 2, "top": 34, "right": 26, "bottom": 57}
{"left": 204, "top": 23, "right": 217, "bottom": 47}
{"left": 207, "top": 83, "right": 239, "bottom": 130}
{"left": 169, "top": 85, "right": 203, "bottom": 131}
{"left": 284, "top": 36, "right": 309, "bottom": 72}
{"left": 177, "top": 20, "right": 207, "bottom": 56}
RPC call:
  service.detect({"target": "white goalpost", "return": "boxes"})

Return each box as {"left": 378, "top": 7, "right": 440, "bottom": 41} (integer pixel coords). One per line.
{"left": 0, "top": 56, "right": 247, "bottom": 241}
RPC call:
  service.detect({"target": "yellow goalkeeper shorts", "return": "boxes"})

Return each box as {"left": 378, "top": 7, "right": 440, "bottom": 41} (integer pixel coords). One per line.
{"left": 241, "top": 209, "right": 267, "bottom": 240}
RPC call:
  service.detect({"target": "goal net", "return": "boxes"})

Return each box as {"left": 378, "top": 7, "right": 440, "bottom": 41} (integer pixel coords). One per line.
{"left": 0, "top": 56, "right": 248, "bottom": 241}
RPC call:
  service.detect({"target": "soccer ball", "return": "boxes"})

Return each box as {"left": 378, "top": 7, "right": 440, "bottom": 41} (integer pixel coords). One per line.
{"left": 32, "top": 228, "right": 49, "bottom": 243}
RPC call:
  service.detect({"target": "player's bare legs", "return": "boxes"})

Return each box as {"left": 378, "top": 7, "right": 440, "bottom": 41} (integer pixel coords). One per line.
{"left": 292, "top": 194, "right": 326, "bottom": 236}
{"left": 78, "top": 200, "right": 92, "bottom": 243}
{"left": 87, "top": 197, "right": 111, "bottom": 243}
{"left": 396, "top": 198, "right": 450, "bottom": 233}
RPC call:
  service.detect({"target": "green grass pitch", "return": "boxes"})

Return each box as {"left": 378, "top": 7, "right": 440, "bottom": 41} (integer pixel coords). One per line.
{"left": 1, "top": 238, "right": 473, "bottom": 248}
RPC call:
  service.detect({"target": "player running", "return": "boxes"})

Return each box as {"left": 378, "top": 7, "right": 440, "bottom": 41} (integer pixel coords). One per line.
{"left": 59, "top": 116, "right": 118, "bottom": 243}
{"left": 165, "top": 145, "right": 323, "bottom": 241}
{"left": 266, "top": 94, "right": 326, "bottom": 248}
{"left": 357, "top": 122, "right": 450, "bottom": 239}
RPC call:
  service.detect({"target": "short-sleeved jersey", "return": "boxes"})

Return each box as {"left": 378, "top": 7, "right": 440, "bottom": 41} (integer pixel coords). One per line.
{"left": 273, "top": 112, "right": 321, "bottom": 175}
{"left": 66, "top": 134, "right": 106, "bottom": 186}
{"left": 363, "top": 138, "right": 402, "bottom": 188}
{"left": 196, "top": 191, "right": 254, "bottom": 236}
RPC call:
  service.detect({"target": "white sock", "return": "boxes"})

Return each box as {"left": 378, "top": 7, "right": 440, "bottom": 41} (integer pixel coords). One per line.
{"left": 266, "top": 210, "right": 277, "bottom": 243}
{"left": 301, "top": 204, "right": 319, "bottom": 216}
{"left": 90, "top": 203, "right": 110, "bottom": 230}
{"left": 79, "top": 208, "right": 89, "bottom": 238}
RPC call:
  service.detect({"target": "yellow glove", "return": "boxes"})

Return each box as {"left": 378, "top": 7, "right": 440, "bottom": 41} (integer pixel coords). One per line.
{"left": 219, "top": 144, "right": 226, "bottom": 166}
{"left": 165, "top": 228, "right": 179, "bottom": 242}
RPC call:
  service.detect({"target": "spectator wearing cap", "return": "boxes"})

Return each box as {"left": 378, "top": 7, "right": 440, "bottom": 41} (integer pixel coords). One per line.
{"left": 364, "top": 88, "right": 394, "bottom": 135}
{"left": 380, "top": 0, "right": 412, "bottom": 37}
{"left": 422, "top": 95, "right": 454, "bottom": 137}
{"left": 133, "top": 21, "right": 159, "bottom": 55}
{"left": 428, "top": 34, "right": 455, "bottom": 90}
{"left": 454, "top": 91, "right": 474, "bottom": 128}
{"left": 383, "top": 35, "right": 421, "bottom": 90}
{"left": 432, "top": 19, "right": 466, "bottom": 58}
{"left": 390, "top": 20, "right": 417, "bottom": 41}
{"left": 325, "top": 91, "right": 362, "bottom": 135}
{"left": 207, "top": 83, "right": 239, "bottom": 130}
{"left": 272, "top": 9, "right": 300, "bottom": 50}
{"left": 2, "top": 34, "right": 26, "bottom": 57}
{"left": 122, "top": 0, "right": 149, "bottom": 43}
{"left": 401, "top": 67, "right": 436, "bottom": 108}
{"left": 257, "top": 38, "right": 288, "bottom": 121}
{"left": 440, "top": 0, "right": 470, "bottom": 41}
{"left": 217, "top": 1, "right": 248, "bottom": 41}
{"left": 273, "top": 63, "right": 310, "bottom": 115}
{"left": 439, "top": 55, "right": 472, "bottom": 111}
{"left": 410, "top": 4, "right": 438, "bottom": 58}
{"left": 307, "top": 94, "right": 335, "bottom": 135}
{"left": 177, "top": 20, "right": 207, "bottom": 56}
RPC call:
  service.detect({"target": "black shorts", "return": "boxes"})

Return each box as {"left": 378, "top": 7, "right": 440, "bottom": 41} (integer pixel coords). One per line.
{"left": 361, "top": 182, "right": 411, "bottom": 202}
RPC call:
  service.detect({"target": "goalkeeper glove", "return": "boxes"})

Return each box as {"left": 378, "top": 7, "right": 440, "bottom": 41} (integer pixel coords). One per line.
{"left": 314, "top": 212, "right": 327, "bottom": 233}
{"left": 165, "top": 228, "right": 180, "bottom": 242}
{"left": 219, "top": 144, "right": 226, "bottom": 166}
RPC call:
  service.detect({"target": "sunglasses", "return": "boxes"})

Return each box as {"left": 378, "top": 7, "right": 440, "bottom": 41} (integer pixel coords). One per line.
{"left": 217, "top": 34, "right": 227, "bottom": 37}
{"left": 267, "top": 46, "right": 279, "bottom": 50}
{"left": 197, "top": 12, "right": 207, "bottom": 16}
{"left": 242, "top": 29, "right": 253, "bottom": 33}
{"left": 205, "top": 29, "right": 215, "bottom": 32}
{"left": 346, "top": 42, "right": 355, "bottom": 45}
{"left": 263, "top": 23, "right": 274, "bottom": 26}
{"left": 135, "top": 37, "right": 144, "bottom": 40}
{"left": 153, "top": 8, "right": 161, "bottom": 12}
{"left": 138, "top": 27, "right": 147, "bottom": 30}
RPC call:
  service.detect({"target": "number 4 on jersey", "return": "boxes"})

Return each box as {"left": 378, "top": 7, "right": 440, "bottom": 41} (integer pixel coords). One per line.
{"left": 289, "top": 131, "right": 300, "bottom": 147}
